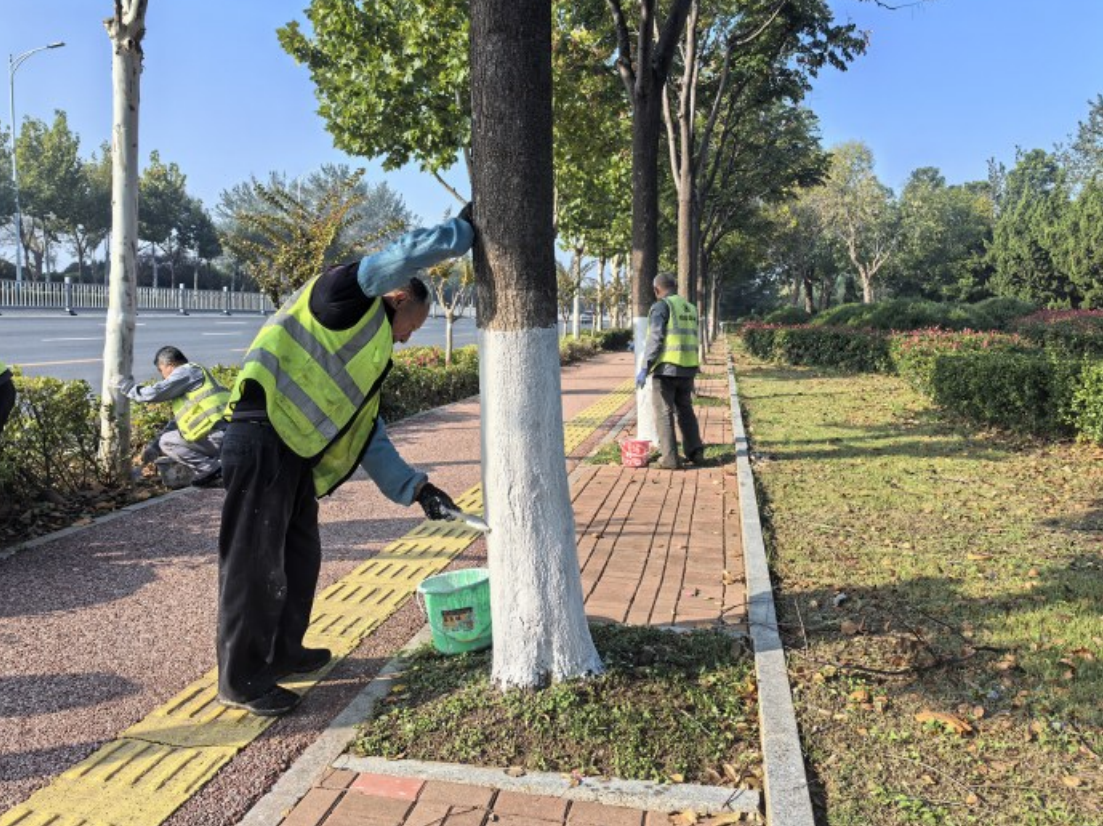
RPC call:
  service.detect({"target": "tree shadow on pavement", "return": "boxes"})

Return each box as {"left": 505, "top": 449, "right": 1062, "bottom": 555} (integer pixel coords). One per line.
{"left": 0, "top": 673, "right": 140, "bottom": 718}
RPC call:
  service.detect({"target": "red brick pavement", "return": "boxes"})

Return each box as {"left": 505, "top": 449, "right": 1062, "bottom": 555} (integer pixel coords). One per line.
{"left": 278, "top": 346, "right": 748, "bottom": 826}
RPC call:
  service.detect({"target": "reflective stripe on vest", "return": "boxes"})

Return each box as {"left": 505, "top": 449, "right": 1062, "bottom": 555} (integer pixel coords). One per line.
{"left": 228, "top": 277, "right": 394, "bottom": 492}
{"left": 172, "top": 365, "right": 230, "bottom": 441}
{"left": 651, "top": 294, "right": 700, "bottom": 369}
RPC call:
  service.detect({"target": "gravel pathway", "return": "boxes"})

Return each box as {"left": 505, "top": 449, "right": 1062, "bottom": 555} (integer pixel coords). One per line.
{"left": 0, "top": 350, "right": 634, "bottom": 825}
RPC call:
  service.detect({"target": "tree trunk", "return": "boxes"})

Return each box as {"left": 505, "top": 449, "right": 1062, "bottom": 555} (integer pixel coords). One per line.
{"left": 632, "top": 81, "right": 662, "bottom": 442}
{"left": 675, "top": 1, "right": 699, "bottom": 303}
{"left": 471, "top": 0, "right": 602, "bottom": 689}
{"left": 100, "top": 0, "right": 148, "bottom": 479}
{"left": 445, "top": 309, "right": 455, "bottom": 366}
{"left": 861, "top": 267, "right": 873, "bottom": 303}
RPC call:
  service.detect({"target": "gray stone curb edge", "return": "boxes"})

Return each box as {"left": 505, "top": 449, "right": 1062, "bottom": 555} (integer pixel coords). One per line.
{"left": 240, "top": 621, "right": 759, "bottom": 824}
{"left": 727, "top": 345, "right": 816, "bottom": 826}
{"left": 335, "top": 756, "right": 760, "bottom": 815}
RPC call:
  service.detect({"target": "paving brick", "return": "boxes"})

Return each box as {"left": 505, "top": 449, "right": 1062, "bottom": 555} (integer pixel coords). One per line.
{"left": 643, "top": 812, "right": 670, "bottom": 825}
{"left": 318, "top": 768, "right": 358, "bottom": 790}
{"left": 567, "top": 800, "right": 644, "bottom": 826}
{"left": 418, "top": 781, "right": 496, "bottom": 809}
{"left": 442, "top": 804, "right": 489, "bottom": 826}
{"left": 324, "top": 789, "right": 413, "bottom": 826}
{"left": 404, "top": 799, "right": 452, "bottom": 826}
{"left": 350, "top": 772, "right": 425, "bottom": 801}
{"left": 280, "top": 787, "right": 343, "bottom": 826}
{"left": 491, "top": 790, "right": 569, "bottom": 822}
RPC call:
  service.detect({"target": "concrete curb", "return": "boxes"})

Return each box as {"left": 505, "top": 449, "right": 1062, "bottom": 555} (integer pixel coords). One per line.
{"left": 334, "top": 756, "right": 760, "bottom": 815}
{"left": 237, "top": 626, "right": 436, "bottom": 826}
{"left": 727, "top": 346, "right": 816, "bottom": 826}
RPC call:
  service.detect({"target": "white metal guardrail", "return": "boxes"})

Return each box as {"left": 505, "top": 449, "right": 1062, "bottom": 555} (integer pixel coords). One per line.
{"left": 0, "top": 279, "right": 273, "bottom": 314}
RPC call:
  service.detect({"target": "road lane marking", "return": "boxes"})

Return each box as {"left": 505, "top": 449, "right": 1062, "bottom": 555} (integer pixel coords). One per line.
{"left": 19, "top": 358, "right": 103, "bottom": 367}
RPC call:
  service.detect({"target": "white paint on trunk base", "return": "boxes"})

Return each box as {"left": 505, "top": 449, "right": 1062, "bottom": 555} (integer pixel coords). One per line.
{"left": 634, "top": 315, "right": 656, "bottom": 443}
{"left": 479, "top": 326, "right": 604, "bottom": 689}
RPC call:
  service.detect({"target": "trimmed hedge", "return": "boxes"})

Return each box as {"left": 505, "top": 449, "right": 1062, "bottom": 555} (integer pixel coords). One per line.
{"left": 739, "top": 323, "right": 891, "bottom": 373}
{"left": 763, "top": 306, "right": 812, "bottom": 325}
{"left": 1011, "top": 310, "right": 1103, "bottom": 357}
{"left": 890, "top": 329, "right": 1034, "bottom": 396}
{"left": 925, "top": 351, "right": 1080, "bottom": 436}
{"left": 809, "top": 297, "right": 1035, "bottom": 332}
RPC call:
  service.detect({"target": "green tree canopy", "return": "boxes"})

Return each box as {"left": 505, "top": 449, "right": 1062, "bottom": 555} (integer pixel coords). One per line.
{"left": 988, "top": 148, "right": 1073, "bottom": 307}
{"left": 278, "top": 0, "right": 470, "bottom": 191}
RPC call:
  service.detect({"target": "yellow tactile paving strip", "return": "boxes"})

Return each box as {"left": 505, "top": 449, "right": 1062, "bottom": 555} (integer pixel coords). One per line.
{"left": 0, "top": 380, "right": 635, "bottom": 826}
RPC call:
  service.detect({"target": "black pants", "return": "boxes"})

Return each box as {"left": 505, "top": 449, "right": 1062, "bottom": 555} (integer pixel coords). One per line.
{"left": 0, "top": 376, "right": 14, "bottom": 439}
{"left": 217, "top": 421, "right": 321, "bottom": 702}
{"left": 653, "top": 375, "right": 703, "bottom": 465}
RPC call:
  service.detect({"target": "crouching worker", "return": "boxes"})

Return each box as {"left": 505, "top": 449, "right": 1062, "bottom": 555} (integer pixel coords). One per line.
{"left": 120, "top": 346, "right": 229, "bottom": 488}
{"left": 216, "top": 213, "right": 473, "bottom": 717}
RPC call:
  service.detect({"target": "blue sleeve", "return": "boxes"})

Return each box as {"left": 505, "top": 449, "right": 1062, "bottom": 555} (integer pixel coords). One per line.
{"left": 127, "top": 364, "right": 201, "bottom": 404}
{"left": 360, "top": 417, "right": 428, "bottom": 506}
{"left": 357, "top": 217, "right": 474, "bottom": 299}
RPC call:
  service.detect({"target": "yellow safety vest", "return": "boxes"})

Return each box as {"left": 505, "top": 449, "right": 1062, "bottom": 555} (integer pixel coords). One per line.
{"left": 172, "top": 365, "right": 230, "bottom": 442}
{"left": 651, "top": 294, "right": 700, "bottom": 370}
{"left": 227, "top": 278, "right": 394, "bottom": 498}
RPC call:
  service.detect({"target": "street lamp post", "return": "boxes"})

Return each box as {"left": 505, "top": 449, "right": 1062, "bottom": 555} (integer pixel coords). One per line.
{"left": 8, "top": 41, "right": 65, "bottom": 286}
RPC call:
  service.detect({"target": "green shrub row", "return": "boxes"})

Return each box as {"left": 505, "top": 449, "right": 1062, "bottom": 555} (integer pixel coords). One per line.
{"left": 739, "top": 323, "right": 891, "bottom": 373}
{"left": 767, "top": 296, "right": 1037, "bottom": 332}
{"left": 739, "top": 321, "right": 1103, "bottom": 440}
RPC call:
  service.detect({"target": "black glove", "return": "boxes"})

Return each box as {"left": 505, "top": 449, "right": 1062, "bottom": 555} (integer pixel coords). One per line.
{"left": 458, "top": 201, "right": 473, "bottom": 226}
{"left": 416, "top": 482, "right": 458, "bottom": 521}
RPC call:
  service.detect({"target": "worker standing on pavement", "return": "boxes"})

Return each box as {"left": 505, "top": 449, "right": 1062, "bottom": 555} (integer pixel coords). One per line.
{"left": 0, "top": 360, "right": 15, "bottom": 439}
{"left": 216, "top": 211, "right": 473, "bottom": 717}
{"left": 119, "top": 346, "right": 230, "bottom": 488}
{"left": 636, "top": 273, "right": 704, "bottom": 470}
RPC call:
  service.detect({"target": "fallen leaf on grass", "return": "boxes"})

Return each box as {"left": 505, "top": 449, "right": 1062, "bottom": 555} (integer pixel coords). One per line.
{"left": 722, "top": 763, "right": 741, "bottom": 784}
{"left": 965, "top": 792, "right": 980, "bottom": 806}
{"left": 669, "top": 773, "right": 685, "bottom": 783}
{"left": 848, "top": 688, "right": 871, "bottom": 704}
{"left": 915, "top": 710, "right": 973, "bottom": 736}
{"left": 1062, "top": 775, "right": 1083, "bottom": 789}
{"left": 840, "top": 620, "right": 860, "bottom": 636}
{"left": 966, "top": 552, "right": 993, "bottom": 561}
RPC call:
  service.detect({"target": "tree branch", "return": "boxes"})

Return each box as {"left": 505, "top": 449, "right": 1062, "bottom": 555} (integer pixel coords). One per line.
{"left": 654, "top": 0, "right": 694, "bottom": 82}
{"left": 605, "top": 0, "right": 637, "bottom": 98}
{"left": 431, "top": 169, "right": 467, "bottom": 204}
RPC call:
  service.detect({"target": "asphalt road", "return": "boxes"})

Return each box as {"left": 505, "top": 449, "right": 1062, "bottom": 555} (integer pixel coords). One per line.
{"left": 0, "top": 309, "right": 480, "bottom": 385}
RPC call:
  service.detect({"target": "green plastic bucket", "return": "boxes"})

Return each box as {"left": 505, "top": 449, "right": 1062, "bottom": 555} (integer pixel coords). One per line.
{"left": 416, "top": 568, "right": 492, "bottom": 654}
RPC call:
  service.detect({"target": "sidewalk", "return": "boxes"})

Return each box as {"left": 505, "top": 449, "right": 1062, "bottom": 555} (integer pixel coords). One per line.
{"left": 0, "top": 346, "right": 751, "bottom": 826}
{"left": 273, "top": 349, "right": 750, "bottom": 826}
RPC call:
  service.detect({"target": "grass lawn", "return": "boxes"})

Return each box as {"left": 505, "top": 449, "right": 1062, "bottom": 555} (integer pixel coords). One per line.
{"left": 731, "top": 339, "right": 1102, "bottom": 826}
{"left": 353, "top": 623, "right": 761, "bottom": 787}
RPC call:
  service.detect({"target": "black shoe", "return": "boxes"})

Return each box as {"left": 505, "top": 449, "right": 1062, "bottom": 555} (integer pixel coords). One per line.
{"left": 192, "top": 467, "right": 223, "bottom": 488}
{"left": 688, "top": 447, "right": 706, "bottom": 464}
{"left": 217, "top": 685, "right": 301, "bottom": 717}
{"left": 272, "top": 647, "right": 332, "bottom": 680}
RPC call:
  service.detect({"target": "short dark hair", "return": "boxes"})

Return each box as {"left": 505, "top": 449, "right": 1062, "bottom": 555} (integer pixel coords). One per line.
{"left": 654, "top": 273, "right": 677, "bottom": 293}
{"left": 154, "top": 346, "right": 187, "bottom": 368}
{"left": 408, "top": 276, "right": 430, "bottom": 305}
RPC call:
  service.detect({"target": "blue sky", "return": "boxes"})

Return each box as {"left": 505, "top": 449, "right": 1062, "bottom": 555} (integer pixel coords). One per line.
{"left": 3, "top": 0, "right": 1102, "bottom": 233}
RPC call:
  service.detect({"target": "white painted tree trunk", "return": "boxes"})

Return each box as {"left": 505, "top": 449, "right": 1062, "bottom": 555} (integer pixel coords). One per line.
{"left": 480, "top": 327, "right": 603, "bottom": 687}
{"left": 99, "top": 1, "right": 147, "bottom": 478}
{"left": 634, "top": 315, "right": 656, "bottom": 443}
{"left": 571, "top": 292, "right": 581, "bottom": 339}
{"left": 445, "top": 310, "right": 455, "bottom": 366}
{"left": 471, "top": 0, "right": 602, "bottom": 690}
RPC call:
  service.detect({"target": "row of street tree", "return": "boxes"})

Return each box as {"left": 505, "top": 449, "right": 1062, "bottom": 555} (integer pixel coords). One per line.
{"left": 763, "top": 95, "right": 1103, "bottom": 313}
